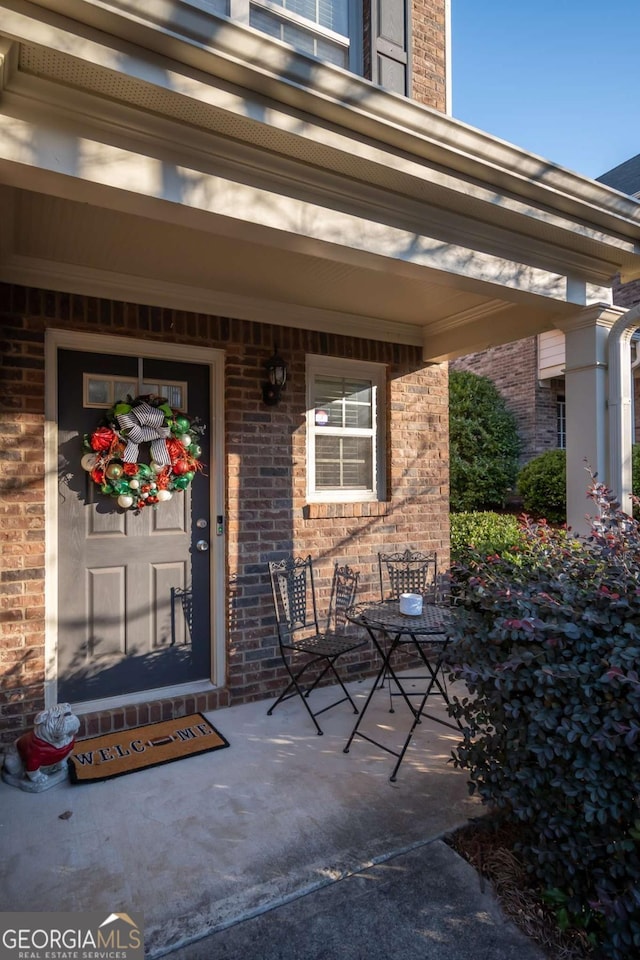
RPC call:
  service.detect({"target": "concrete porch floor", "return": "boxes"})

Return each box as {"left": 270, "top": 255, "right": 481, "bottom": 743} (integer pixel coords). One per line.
{"left": 0, "top": 674, "right": 545, "bottom": 959}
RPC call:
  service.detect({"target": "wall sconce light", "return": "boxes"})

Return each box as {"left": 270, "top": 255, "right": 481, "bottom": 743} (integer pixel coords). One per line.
{"left": 262, "top": 347, "right": 288, "bottom": 406}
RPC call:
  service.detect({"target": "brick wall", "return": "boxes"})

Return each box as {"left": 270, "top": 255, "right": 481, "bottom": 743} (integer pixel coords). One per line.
{"left": 411, "top": 0, "right": 447, "bottom": 111}
{"left": 0, "top": 283, "right": 449, "bottom": 742}
{"left": 613, "top": 275, "right": 640, "bottom": 311}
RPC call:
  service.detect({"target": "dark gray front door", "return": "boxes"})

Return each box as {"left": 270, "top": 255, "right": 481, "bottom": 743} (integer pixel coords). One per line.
{"left": 57, "top": 349, "right": 211, "bottom": 703}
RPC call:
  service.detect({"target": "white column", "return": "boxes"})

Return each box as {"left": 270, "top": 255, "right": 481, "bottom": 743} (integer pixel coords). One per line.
{"left": 556, "top": 306, "right": 622, "bottom": 534}
{"left": 608, "top": 304, "right": 640, "bottom": 516}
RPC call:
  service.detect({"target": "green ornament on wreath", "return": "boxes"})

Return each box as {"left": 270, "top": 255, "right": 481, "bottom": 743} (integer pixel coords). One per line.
{"left": 82, "top": 395, "right": 205, "bottom": 512}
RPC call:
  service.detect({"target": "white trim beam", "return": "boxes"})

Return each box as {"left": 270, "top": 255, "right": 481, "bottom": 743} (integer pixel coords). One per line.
{"left": 6, "top": 0, "right": 640, "bottom": 247}
{"left": 1, "top": 1, "right": 640, "bottom": 258}
{"left": 0, "top": 109, "right": 620, "bottom": 307}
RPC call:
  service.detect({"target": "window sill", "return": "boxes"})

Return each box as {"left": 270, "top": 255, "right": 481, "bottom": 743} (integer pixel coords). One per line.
{"left": 303, "top": 502, "right": 390, "bottom": 519}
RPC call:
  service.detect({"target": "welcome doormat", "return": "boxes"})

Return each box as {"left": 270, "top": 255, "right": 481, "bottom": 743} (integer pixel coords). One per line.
{"left": 68, "top": 713, "right": 229, "bottom": 784}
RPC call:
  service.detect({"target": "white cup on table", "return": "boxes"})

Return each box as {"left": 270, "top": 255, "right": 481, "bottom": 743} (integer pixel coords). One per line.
{"left": 399, "top": 593, "right": 423, "bottom": 616}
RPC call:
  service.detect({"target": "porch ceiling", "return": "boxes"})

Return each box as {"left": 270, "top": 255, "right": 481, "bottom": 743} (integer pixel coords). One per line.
{"left": 1, "top": 1, "right": 640, "bottom": 361}
{"left": 0, "top": 184, "right": 575, "bottom": 359}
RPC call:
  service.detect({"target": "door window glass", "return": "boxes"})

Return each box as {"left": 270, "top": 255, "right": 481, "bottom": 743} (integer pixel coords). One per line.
{"left": 84, "top": 375, "right": 186, "bottom": 410}
{"left": 84, "top": 375, "right": 138, "bottom": 408}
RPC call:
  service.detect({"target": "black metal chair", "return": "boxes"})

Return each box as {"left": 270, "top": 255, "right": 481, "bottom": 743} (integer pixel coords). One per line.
{"left": 267, "top": 556, "right": 365, "bottom": 735}
{"left": 170, "top": 586, "right": 193, "bottom": 645}
{"left": 378, "top": 548, "right": 438, "bottom": 601}
{"left": 378, "top": 548, "right": 440, "bottom": 708}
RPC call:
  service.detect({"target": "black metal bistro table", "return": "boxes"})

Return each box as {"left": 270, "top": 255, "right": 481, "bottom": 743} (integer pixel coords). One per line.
{"left": 344, "top": 599, "right": 460, "bottom": 781}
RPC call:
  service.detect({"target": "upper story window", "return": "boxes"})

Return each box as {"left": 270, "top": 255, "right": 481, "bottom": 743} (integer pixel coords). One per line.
{"left": 557, "top": 396, "right": 566, "bottom": 449}
{"left": 306, "top": 355, "right": 386, "bottom": 503}
{"left": 191, "top": 1, "right": 411, "bottom": 94}
{"left": 213, "top": 0, "right": 361, "bottom": 71}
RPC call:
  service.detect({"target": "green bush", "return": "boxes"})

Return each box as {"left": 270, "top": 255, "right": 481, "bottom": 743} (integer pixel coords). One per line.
{"left": 450, "top": 512, "right": 525, "bottom": 566}
{"left": 449, "top": 370, "right": 520, "bottom": 513}
{"left": 446, "top": 477, "right": 640, "bottom": 958}
{"left": 517, "top": 449, "right": 566, "bottom": 523}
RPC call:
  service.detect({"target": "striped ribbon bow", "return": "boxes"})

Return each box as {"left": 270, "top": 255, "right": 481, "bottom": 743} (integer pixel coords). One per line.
{"left": 116, "top": 401, "right": 171, "bottom": 466}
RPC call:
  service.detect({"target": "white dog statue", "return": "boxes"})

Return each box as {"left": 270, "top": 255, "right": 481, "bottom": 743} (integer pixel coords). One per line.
{"left": 2, "top": 703, "right": 80, "bottom": 792}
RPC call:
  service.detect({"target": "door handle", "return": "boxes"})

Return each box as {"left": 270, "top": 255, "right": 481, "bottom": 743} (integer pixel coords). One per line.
{"left": 196, "top": 540, "right": 209, "bottom": 552}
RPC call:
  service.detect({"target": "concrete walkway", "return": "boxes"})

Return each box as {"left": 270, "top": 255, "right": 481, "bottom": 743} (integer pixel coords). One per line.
{"left": 0, "top": 675, "right": 545, "bottom": 959}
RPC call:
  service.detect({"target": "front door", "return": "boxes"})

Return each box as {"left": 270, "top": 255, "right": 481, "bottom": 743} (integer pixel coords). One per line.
{"left": 56, "top": 348, "right": 211, "bottom": 704}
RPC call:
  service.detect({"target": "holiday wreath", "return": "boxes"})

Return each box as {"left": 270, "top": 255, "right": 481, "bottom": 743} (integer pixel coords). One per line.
{"left": 82, "top": 396, "right": 205, "bottom": 511}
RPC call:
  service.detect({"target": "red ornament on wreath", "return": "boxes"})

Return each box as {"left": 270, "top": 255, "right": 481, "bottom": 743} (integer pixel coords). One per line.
{"left": 90, "top": 427, "right": 117, "bottom": 453}
{"left": 82, "top": 395, "right": 205, "bottom": 512}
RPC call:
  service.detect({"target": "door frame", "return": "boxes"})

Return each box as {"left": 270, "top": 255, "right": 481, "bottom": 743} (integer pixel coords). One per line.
{"left": 44, "top": 329, "right": 226, "bottom": 712}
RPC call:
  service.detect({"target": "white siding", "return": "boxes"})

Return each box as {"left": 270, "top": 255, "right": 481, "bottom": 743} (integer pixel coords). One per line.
{"left": 538, "top": 330, "right": 565, "bottom": 380}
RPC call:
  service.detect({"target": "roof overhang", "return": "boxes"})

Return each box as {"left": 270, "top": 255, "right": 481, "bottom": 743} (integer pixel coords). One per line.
{"left": 1, "top": 0, "right": 640, "bottom": 360}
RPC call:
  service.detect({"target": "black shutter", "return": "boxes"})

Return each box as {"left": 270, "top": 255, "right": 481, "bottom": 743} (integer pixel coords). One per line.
{"left": 371, "top": 0, "right": 410, "bottom": 96}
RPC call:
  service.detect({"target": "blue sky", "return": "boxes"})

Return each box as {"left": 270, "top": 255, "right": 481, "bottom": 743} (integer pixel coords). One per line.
{"left": 451, "top": 0, "right": 640, "bottom": 181}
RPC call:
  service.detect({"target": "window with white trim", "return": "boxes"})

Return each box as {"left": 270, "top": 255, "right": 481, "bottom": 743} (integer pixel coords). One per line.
{"left": 199, "top": 0, "right": 361, "bottom": 71}
{"left": 557, "top": 396, "right": 566, "bottom": 449}
{"left": 306, "top": 356, "right": 386, "bottom": 502}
